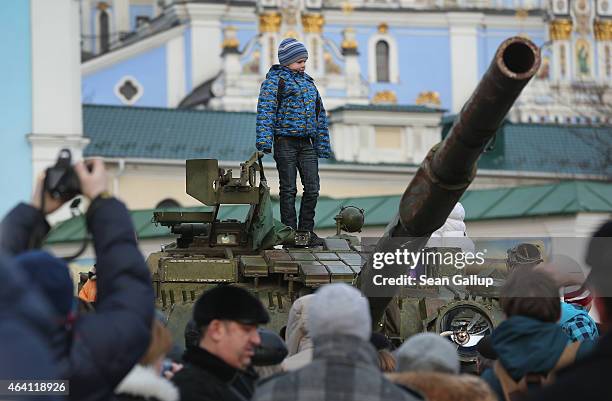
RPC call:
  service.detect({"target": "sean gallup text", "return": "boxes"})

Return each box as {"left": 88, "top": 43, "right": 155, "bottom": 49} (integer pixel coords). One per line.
{"left": 372, "top": 274, "right": 495, "bottom": 287}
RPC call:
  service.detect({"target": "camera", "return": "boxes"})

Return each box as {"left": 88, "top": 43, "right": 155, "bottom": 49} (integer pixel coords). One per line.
{"left": 44, "top": 149, "right": 82, "bottom": 201}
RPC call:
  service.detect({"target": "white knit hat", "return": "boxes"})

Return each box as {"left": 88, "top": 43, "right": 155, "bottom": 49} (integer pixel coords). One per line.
{"left": 307, "top": 283, "right": 371, "bottom": 341}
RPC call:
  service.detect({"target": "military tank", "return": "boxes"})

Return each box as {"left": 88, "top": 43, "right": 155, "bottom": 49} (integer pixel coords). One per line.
{"left": 146, "top": 36, "right": 541, "bottom": 364}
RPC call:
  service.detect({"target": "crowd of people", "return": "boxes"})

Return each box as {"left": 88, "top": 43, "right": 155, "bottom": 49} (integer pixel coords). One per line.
{"left": 0, "top": 156, "right": 611, "bottom": 401}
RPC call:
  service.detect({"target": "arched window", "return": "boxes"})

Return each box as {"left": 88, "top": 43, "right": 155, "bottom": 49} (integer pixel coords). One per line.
{"left": 156, "top": 198, "right": 181, "bottom": 209}
{"left": 375, "top": 40, "right": 390, "bottom": 82}
{"left": 100, "top": 10, "right": 110, "bottom": 53}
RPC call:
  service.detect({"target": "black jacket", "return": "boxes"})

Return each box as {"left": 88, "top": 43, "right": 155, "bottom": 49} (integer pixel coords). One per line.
{"left": 524, "top": 332, "right": 612, "bottom": 401}
{"left": 1, "top": 200, "right": 154, "bottom": 401}
{"left": 172, "top": 346, "right": 256, "bottom": 401}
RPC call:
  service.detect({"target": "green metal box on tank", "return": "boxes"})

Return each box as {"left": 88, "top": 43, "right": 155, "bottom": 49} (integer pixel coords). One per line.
{"left": 146, "top": 36, "right": 543, "bottom": 367}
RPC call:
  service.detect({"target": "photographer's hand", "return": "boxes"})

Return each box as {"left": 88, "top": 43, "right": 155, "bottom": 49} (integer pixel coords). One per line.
{"left": 75, "top": 159, "right": 109, "bottom": 200}
{"left": 31, "top": 173, "right": 64, "bottom": 215}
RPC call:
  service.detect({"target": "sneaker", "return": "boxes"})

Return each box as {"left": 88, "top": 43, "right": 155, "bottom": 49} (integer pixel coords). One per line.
{"left": 308, "top": 232, "right": 325, "bottom": 247}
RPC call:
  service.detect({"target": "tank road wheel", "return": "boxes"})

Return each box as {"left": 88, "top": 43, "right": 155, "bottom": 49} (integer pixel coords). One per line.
{"left": 434, "top": 301, "right": 495, "bottom": 363}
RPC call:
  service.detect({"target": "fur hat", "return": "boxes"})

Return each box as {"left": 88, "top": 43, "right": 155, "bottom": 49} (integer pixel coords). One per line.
{"left": 278, "top": 38, "right": 308, "bottom": 66}
{"left": 396, "top": 333, "right": 460, "bottom": 374}
{"left": 15, "top": 251, "right": 74, "bottom": 317}
{"left": 307, "top": 283, "right": 371, "bottom": 341}
{"left": 193, "top": 285, "right": 269, "bottom": 327}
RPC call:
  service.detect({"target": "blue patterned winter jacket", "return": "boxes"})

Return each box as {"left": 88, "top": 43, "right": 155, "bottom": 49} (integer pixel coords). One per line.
{"left": 256, "top": 65, "right": 331, "bottom": 158}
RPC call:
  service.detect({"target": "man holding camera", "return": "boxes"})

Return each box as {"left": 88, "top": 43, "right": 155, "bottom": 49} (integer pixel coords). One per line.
{"left": 0, "top": 158, "right": 154, "bottom": 401}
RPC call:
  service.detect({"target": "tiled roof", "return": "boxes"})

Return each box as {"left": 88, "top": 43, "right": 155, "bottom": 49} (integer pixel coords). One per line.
{"left": 83, "top": 105, "right": 611, "bottom": 177}
{"left": 83, "top": 104, "right": 257, "bottom": 161}
{"left": 498, "top": 122, "right": 612, "bottom": 176}
{"left": 441, "top": 118, "right": 612, "bottom": 177}
{"left": 46, "top": 181, "right": 612, "bottom": 244}
{"left": 460, "top": 181, "right": 612, "bottom": 220}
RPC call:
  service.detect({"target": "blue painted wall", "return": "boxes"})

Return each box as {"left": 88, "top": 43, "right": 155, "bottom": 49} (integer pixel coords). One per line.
{"left": 129, "top": 4, "right": 154, "bottom": 31}
{"left": 0, "top": 0, "right": 32, "bottom": 215}
{"left": 326, "top": 26, "right": 453, "bottom": 110}
{"left": 393, "top": 28, "right": 452, "bottom": 109}
{"left": 82, "top": 45, "right": 168, "bottom": 106}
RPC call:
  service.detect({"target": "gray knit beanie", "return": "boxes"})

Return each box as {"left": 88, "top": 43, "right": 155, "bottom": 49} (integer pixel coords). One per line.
{"left": 396, "top": 333, "right": 460, "bottom": 374}
{"left": 278, "top": 38, "right": 308, "bottom": 66}
{"left": 307, "top": 283, "right": 371, "bottom": 341}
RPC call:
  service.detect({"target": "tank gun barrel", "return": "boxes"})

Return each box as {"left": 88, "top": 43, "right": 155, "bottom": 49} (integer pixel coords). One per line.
{"left": 397, "top": 37, "right": 540, "bottom": 236}
{"left": 362, "top": 37, "right": 541, "bottom": 325}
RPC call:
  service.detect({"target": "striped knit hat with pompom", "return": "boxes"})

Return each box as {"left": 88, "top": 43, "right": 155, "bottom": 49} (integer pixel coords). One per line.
{"left": 278, "top": 38, "right": 308, "bottom": 66}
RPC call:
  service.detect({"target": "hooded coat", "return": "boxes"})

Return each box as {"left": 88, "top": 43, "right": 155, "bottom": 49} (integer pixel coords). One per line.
{"left": 426, "top": 202, "right": 475, "bottom": 252}
{"left": 281, "top": 294, "right": 314, "bottom": 371}
{"left": 523, "top": 332, "right": 612, "bottom": 401}
{"left": 387, "top": 371, "right": 496, "bottom": 401}
{"left": 256, "top": 65, "right": 330, "bottom": 158}
{"left": 1, "top": 200, "right": 155, "bottom": 401}
{"left": 481, "top": 316, "right": 595, "bottom": 401}
{"left": 253, "top": 334, "right": 422, "bottom": 401}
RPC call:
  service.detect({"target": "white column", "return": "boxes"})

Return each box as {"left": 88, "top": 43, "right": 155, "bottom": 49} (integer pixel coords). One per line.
{"left": 304, "top": 33, "right": 324, "bottom": 77}
{"left": 447, "top": 13, "right": 483, "bottom": 113}
{"left": 185, "top": 4, "right": 225, "bottom": 88}
{"left": 29, "top": 0, "right": 88, "bottom": 180}
{"left": 345, "top": 54, "right": 362, "bottom": 98}
{"left": 153, "top": 0, "right": 162, "bottom": 17}
{"left": 596, "top": 41, "right": 611, "bottom": 82}
{"left": 166, "top": 34, "right": 186, "bottom": 107}
{"left": 552, "top": 41, "right": 572, "bottom": 83}
{"left": 81, "top": 0, "right": 93, "bottom": 53}
{"left": 191, "top": 20, "right": 222, "bottom": 87}
{"left": 224, "top": 53, "right": 242, "bottom": 83}
{"left": 112, "top": 0, "right": 130, "bottom": 37}
{"left": 261, "top": 32, "right": 278, "bottom": 72}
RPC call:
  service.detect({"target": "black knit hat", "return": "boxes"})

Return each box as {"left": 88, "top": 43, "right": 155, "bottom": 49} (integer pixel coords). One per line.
{"left": 370, "top": 332, "right": 392, "bottom": 351}
{"left": 252, "top": 328, "right": 288, "bottom": 366}
{"left": 193, "top": 285, "right": 269, "bottom": 327}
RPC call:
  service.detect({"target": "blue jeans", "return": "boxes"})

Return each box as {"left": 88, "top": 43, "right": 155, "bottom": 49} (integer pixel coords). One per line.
{"left": 273, "top": 136, "right": 320, "bottom": 231}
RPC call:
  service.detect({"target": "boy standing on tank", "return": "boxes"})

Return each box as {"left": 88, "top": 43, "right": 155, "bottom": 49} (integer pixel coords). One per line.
{"left": 256, "top": 38, "right": 331, "bottom": 245}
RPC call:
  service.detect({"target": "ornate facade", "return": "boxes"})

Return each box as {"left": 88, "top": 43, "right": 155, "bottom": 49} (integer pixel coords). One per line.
{"left": 80, "top": 0, "right": 612, "bottom": 127}
{"left": 512, "top": 0, "right": 612, "bottom": 124}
